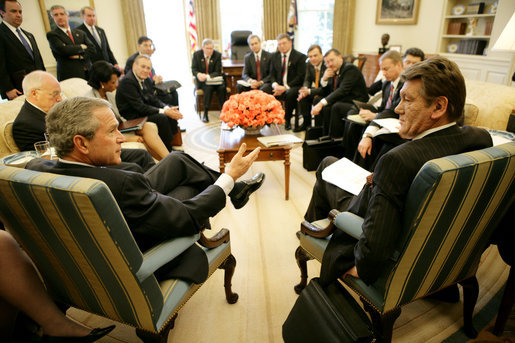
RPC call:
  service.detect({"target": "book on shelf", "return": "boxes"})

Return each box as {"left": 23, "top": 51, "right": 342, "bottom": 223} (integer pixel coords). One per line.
{"left": 447, "top": 22, "right": 466, "bottom": 35}
{"left": 457, "top": 39, "right": 487, "bottom": 55}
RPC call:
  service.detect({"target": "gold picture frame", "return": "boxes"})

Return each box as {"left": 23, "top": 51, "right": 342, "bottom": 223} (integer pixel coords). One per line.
{"left": 38, "top": 0, "right": 95, "bottom": 32}
{"left": 376, "top": 0, "right": 420, "bottom": 25}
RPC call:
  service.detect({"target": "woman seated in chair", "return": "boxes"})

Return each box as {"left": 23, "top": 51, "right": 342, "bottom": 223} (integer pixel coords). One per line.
{"left": 85, "top": 61, "right": 170, "bottom": 160}
{"left": 0, "top": 230, "right": 114, "bottom": 342}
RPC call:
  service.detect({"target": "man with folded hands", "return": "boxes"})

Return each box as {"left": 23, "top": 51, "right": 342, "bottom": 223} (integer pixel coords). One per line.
{"left": 27, "top": 96, "right": 265, "bottom": 283}
{"left": 303, "top": 57, "right": 492, "bottom": 288}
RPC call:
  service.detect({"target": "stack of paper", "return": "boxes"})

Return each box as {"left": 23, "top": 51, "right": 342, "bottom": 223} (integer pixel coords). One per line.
{"left": 321, "top": 158, "right": 371, "bottom": 195}
{"left": 257, "top": 134, "right": 303, "bottom": 147}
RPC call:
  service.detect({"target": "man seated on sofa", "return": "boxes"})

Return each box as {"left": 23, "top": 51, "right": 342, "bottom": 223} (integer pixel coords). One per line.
{"left": 303, "top": 56, "right": 492, "bottom": 287}
{"left": 237, "top": 34, "right": 272, "bottom": 94}
{"left": 295, "top": 44, "right": 326, "bottom": 132}
{"left": 124, "top": 36, "right": 179, "bottom": 107}
{"left": 12, "top": 70, "right": 155, "bottom": 170}
{"left": 27, "top": 96, "right": 265, "bottom": 283}
{"left": 116, "top": 55, "right": 181, "bottom": 152}
{"left": 311, "top": 49, "right": 368, "bottom": 138}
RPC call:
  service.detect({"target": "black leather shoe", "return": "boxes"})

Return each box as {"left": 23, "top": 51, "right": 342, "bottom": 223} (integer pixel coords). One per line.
{"left": 230, "top": 172, "right": 265, "bottom": 209}
{"left": 41, "top": 325, "right": 115, "bottom": 342}
{"left": 202, "top": 113, "right": 209, "bottom": 123}
{"left": 285, "top": 123, "right": 292, "bottom": 130}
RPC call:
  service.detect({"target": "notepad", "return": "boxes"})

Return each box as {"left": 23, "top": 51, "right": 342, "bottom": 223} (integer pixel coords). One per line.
{"left": 257, "top": 134, "right": 303, "bottom": 147}
{"left": 118, "top": 116, "right": 147, "bottom": 133}
{"left": 321, "top": 157, "right": 371, "bottom": 195}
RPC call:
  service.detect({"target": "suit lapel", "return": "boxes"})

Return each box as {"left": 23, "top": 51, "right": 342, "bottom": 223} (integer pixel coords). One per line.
{"left": 2, "top": 24, "right": 33, "bottom": 60}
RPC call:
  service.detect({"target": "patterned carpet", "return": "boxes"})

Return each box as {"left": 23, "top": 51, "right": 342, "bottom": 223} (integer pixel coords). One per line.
{"left": 69, "top": 121, "right": 513, "bottom": 343}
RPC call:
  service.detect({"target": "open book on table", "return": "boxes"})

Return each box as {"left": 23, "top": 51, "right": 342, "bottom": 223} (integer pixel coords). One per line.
{"left": 321, "top": 157, "right": 371, "bottom": 195}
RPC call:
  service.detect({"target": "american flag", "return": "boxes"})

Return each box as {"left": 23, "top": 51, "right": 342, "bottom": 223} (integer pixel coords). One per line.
{"left": 287, "top": 0, "right": 297, "bottom": 43}
{"left": 187, "top": 0, "right": 198, "bottom": 54}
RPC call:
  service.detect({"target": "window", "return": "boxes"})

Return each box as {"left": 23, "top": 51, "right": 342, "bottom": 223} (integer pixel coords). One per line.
{"left": 219, "top": 0, "right": 263, "bottom": 57}
{"left": 295, "top": 0, "right": 334, "bottom": 55}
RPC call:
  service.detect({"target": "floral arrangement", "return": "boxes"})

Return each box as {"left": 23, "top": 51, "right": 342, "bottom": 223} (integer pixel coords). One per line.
{"left": 220, "top": 90, "right": 285, "bottom": 128}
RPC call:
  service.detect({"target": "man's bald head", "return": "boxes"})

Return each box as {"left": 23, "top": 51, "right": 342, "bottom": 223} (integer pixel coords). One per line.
{"left": 22, "top": 71, "right": 62, "bottom": 113}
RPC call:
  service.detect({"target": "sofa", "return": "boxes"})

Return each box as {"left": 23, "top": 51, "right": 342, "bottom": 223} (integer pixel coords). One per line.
{"left": 0, "top": 78, "right": 150, "bottom": 159}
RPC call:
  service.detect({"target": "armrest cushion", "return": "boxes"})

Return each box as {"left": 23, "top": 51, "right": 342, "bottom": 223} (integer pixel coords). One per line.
{"left": 334, "top": 211, "right": 364, "bottom": 240}
{"left": 137, "top": 233, "right": 201, "bottom": 281}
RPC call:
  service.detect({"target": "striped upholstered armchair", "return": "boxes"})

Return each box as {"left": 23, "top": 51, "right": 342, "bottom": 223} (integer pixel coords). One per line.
{"left": 294, "top": 142, "right": 515, "bottom": 342}
{"left": 0, "top": 166, "right": 238, "bottom": 343}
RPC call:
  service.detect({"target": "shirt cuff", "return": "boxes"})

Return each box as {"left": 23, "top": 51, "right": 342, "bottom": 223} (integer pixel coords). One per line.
{"left": 272, "top": 82, "right": 278, "bottom": 89}
{"left": 214, "top": 173, "right": 235, "bottom": 196}
{"left": 159, "top": 106, "right": 170, "bottom": 114}
{"left": 320, "top": 79, "right": 328, "bottom": 87}
{"left": 364, "top": 126, "right": 380, "bottom": 136}
{"left": 320, "top": 99, "right": 328, "bottom": 106}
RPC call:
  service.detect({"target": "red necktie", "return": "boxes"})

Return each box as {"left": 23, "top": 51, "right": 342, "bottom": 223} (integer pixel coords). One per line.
{"left": 333, "top": 74, "right": 338, "bottom": 90}
{"left": 66, "top": 29, "right": 75, "bottom": 44}
{"left": 256, "top": 55, "right": 261, "bottom": 81}
{"left": 205, "top": 57, "right": 209, "bottom": 74}
{"left": 386, "top": 83, "right": 394, "bottom": 109}
{"left": 281, "top": 54, "right": 286, "bottom": 78}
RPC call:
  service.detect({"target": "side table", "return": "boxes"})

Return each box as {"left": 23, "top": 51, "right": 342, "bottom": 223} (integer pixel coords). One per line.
{"left": 217, "top": 124, "right": 291, "bottom": 200}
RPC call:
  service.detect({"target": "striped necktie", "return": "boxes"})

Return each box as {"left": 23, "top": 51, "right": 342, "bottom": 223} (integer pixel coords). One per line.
{"left": 386, "top": 83, "right": 394, "bottom": 109}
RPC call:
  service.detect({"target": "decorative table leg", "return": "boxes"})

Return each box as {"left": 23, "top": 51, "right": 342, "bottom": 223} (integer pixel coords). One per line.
{"left": 219, "top": 254, "right": 239, "bottom": 304}
{"left": 284, "top": 149, "right": 290, "bottom": 200}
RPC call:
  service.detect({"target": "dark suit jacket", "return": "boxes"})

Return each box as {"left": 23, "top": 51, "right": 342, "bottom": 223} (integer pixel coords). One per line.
{"left": 0, "top": 23, "right": 45, "bottom": 98}
{"left": 26, "top": 157, "right": 226, "bottom": 283}
{"left": 12, "top": 100, "right": 46, "bottom": 151}
{"left": 46, "top": 27, "right": 96, "bottom": 81}
{"left": 76, "top": 23, "right": 117, "bottom": 65}
{"left": 320, "top": 125, "right": 493, "bottom": 285}
{"left": 191, "top": 50, "right": 223, "bottom": 81}
{"left": 116, "top": 70, "right": 166, "bottom": 120}
{"left": 242, "top": 50, "right": 271, "bottom": 83}
{"left": 323, "top": 62, "right": 368, "bottom": 105}
{"left": 269, "top": 49, "right": 306, "bottom": 88}
{"left": 303, "top": 62, "right": 327, "bottom": 97}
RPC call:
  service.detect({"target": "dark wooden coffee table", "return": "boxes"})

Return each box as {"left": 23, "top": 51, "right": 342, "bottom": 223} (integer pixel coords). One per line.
{"left": 217, "top": 124, "right": 291, "bottom": 200}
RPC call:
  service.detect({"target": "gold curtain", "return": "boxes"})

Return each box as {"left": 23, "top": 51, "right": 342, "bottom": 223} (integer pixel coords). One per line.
{"left": 332, "top": 0, "right": 354, "bottom": 54}
{"left": 194, "top": 0, "right": 221, "bottom": 50}
{"left": 121, "top": 0, "right": 147, "bottom": 55}
{"left": 263, "top": 0, "right": 289, "bottom": 40}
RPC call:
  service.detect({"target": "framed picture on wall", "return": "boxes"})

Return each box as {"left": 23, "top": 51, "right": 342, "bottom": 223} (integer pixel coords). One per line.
{"left": 38, "top": 0, "right": 95, "bottom": 32}
{"left": 376, "top": 0, "right": 420, "bottom": 25}
{"left": 389, "top": 45, "right": 402, "bottom": 53}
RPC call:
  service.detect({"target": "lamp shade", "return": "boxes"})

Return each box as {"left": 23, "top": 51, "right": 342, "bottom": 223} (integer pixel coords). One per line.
{"left": 492, "top": 12, "right": 515, "bottom": 51}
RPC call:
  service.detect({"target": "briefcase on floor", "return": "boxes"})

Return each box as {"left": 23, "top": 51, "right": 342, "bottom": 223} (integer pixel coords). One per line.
{"left": 302, "top": 137, "right": 344, "bottom": 171}
{"left": 283, "top": 278, "right": 374, "bottom": 343}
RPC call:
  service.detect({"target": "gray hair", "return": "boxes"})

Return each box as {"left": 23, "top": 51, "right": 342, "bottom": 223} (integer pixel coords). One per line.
{"left": 80, "top": 6, "right": 94, "bottom": 15}
{"left": 202, "top": 38, "right": 214, "bottom": 47}
{"left": 380, "top": 50, "right": 403, "bottom": 64}
{"left": 50, "top": 5, "right": 66, "bottom": 13}
{"left": 247, "top": 34, "right": 260, "bottom": 45}
{"left": 46, "top": 97, "right": 109, "bottom": 157}
{"left": 134, "top": 54, "right": 151, "bottom": 65}
{"left": 22, "top": 70, "right": 48, "bottom": 94}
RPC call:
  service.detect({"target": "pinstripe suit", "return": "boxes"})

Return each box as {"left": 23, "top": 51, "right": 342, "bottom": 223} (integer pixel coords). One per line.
{"left": 304, "top": 124, "right": 493, "bottom": 285}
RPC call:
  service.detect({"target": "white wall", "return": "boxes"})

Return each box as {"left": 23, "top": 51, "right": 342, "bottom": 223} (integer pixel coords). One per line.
{"left": 351, "top": 0, "right": 445, "bottom": 55}
{"left": 16, "top": 0, "right": 129, "bottom": 74}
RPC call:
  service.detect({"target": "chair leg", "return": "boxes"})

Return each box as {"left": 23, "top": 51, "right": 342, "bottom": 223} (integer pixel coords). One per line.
{"left": 459, "top": 276, "right": 479, "bottom": 338}
{"left": 493, "top": 266, "right": 513, "bottom": 336}
{"left": 136, "top": 314, "right": 176, "bottom": 343}
{"left": 294, "top": 246, "right": 313, "bottom": 294}
{"left": 362, "top": 300, "right": 400, "bottom": 343}
{"left": 219, "top": 254, "right": 239, "bottom": 304}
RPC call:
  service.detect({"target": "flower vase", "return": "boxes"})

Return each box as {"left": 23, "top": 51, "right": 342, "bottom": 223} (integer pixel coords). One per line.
{"left": 243, "top": 125, "right": 263, "bottom": 136}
